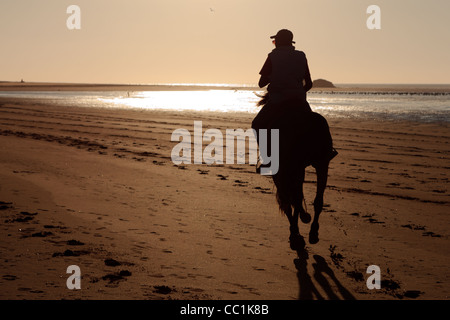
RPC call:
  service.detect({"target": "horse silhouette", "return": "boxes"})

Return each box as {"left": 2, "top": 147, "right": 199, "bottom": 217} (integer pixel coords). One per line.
{"left": 257, "top": 93, "right": 337, "bottom": 250}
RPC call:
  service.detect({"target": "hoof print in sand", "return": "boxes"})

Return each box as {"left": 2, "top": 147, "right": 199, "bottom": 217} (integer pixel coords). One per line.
{"left": 3, "top": 274, "right": 18, "bottom": 281}
{"left": 52, "top": 249, "right": 89, "bottom": 257}
{"left": 6, "top": 211, "right": 38, "bottom": 223}
{"left": 102, "top": 270, "right": 132, "bottom": 283}
{"left": 254, "top": 186, "right": 271, "bottom": 194}
{"left": 153, "top": 285, "right": 175, "bottom": 295}
{"left": 233, "top": 180, "right": 248, "bottom": 187}
{"left": 0, "top": 201, "right": 13, "bottom": 210}
{"left": 67, "top": 239, "right": 85, "bottom": 246}
{"left": 403, "top": 290, "right": 423, "bottom": 299}
{"left": 31, "top": 231, "right": 53, "bottom": 237}
{"left": 104, "top": 258, "right": 121, "bottom": 267}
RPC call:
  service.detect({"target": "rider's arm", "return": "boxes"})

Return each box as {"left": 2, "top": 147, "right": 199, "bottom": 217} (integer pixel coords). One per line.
{"left": 258, "top": 56, "right": 271, "bottom": 88}
{"left": 303, "top": 57, "right": 313, "bottom": 92}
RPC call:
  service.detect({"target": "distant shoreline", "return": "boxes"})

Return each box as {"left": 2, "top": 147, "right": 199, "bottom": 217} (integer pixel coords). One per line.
{"left": 1, "top": 81, "right": 450, "bottom": 94}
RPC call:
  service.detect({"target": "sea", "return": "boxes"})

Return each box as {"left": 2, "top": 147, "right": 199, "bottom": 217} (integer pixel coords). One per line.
{"left": 0, "top": 84, "right": 449, "bottom": 123}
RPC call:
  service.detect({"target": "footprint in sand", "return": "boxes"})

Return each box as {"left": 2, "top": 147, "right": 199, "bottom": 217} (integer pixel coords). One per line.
{"left": 153, "top": 285, "right": 174, "bottom": 295}
{"left": 345, "top": 270, "right": 365, "bottom": 282}
{"left": 66, "top": 239, "right": 85, "bottom": 246}
{"left": 52, "top": 249, "right": 90, "bottom": 257}
{"left": 3, "top": 275, "right": 18, "bottom": 281}
{"left": 422, "top": 231, "right": 442, "bottom": 238}
{"left": 0, "top": 201, "right": 13, "bottom": 210}
{"left": 351, "top": 212, "right": 385, "bottom": 224}
{"left": 401, "top": 224, "right": 442, "bottom": 237}
{"left": 43, "top": 225, "right": 68, "bottom": 230}
{"left": 31, "top": 231, "right": 54, "bottom": 237}
{"left": 253, "top": 186, "right": 271, "bottom": 194}
{"left": 401, "top": 224, "right": 425, "bottom": 231}
{"left": 102, "top": 270, "right": 132, "bottom": 283}
{"left": 6, "top": 211, "right": 38, "bottom": 223}
{"left": 233, "top": 180, "right": 248, "bottom": 187}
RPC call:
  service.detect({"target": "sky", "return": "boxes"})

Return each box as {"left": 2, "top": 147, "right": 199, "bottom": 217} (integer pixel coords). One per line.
{"left": 1, "top": 0, "right": 449, "bottom": 85}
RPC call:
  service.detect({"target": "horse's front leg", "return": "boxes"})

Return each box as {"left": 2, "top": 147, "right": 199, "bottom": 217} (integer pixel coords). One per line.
{"left": 309, "top": 163, "right": 329, "bottom": 244}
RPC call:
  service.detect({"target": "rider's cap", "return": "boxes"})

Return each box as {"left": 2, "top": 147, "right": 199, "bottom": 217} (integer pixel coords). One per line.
{"left": 270, "top": 29, "right": 295, "bottom": 44}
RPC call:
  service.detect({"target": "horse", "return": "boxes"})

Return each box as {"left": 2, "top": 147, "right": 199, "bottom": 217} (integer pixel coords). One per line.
{"left": 256, "top": 93, "right": 337, "bottom": 250}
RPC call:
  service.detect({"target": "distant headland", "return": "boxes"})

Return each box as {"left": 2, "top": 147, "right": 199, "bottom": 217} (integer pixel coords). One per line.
{"left": 312, "top": 79, "right": 336, "bottom": 88}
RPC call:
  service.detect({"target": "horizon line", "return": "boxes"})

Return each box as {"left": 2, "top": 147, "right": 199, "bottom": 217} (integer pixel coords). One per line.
{"left": 1, "top": 80, "right": 450, "bottom": 87}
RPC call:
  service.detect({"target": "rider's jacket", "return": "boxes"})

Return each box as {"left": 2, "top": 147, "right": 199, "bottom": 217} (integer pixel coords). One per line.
{"left": 260, "top": 46, "right": 311, "bottom": 102}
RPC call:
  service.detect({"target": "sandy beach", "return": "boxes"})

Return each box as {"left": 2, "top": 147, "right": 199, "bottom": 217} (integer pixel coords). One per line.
{"left": 0, "top": 91, "right": 448, "bottom": 300}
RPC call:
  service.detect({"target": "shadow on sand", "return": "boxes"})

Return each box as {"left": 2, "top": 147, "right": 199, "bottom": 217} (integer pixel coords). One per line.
{"left": 294, "top": 248, "right": 356, "bottom": 300}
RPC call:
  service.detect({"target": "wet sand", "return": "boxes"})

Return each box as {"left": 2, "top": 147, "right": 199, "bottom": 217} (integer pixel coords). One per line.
{"left": 0, "top": 96, "right": 448, "bottom": 300}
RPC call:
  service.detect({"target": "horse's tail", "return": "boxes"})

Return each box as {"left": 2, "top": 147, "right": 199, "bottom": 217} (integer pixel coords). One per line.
{"left": 274, "top": 180, "right": 291, "bottom": 215}
{"left": 273, "top": 165, "right": 304, "bottom": 215}
{"left": 256, "top": 91, "right": 270, "bottom": 107}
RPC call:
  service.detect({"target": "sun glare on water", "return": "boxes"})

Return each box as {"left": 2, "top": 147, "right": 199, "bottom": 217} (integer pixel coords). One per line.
{"left": 100, "top": 90, "right": 262, "bottom": 113}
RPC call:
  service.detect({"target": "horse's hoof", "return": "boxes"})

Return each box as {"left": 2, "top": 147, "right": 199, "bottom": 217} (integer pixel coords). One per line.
{"left": 299, "top": 210, "right": 311, "bottom": 224}
{"left": 309, "top": 222, "right": 319, "bottom": 244}
{"left": 289, "top": 233, "right": 306, "bottom": 250}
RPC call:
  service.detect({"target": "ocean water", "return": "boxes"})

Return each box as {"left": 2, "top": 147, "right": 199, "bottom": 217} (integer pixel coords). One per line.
{"left": 0, "top": 88, "right": 449, "bottom": 123}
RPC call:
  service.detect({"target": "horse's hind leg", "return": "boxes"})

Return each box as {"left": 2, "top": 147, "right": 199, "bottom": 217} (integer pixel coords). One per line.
{"left": 309, "top": 163, "right": 329, "bottom": 244}
{"left": 293, "top": 168, "right": 311, "bottom": 224}
{"left": 283, "top": 205, "right": 305, "bottom": 250}
{"left": 274, "top": 174, "right": 305, "bottom": 250}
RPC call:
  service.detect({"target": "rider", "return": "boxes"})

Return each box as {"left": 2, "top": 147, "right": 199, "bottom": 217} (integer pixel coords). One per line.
{"left": 252, "top": 29, "right": 337, "bottom": 172}
{"left": 252, "top": 29, "right": 312, "bottom": 134}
